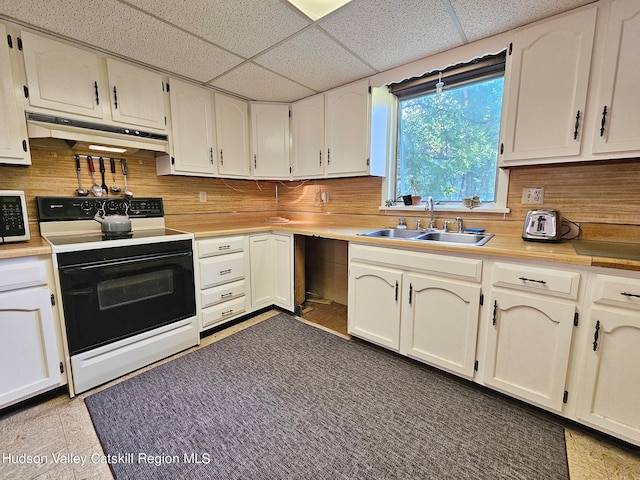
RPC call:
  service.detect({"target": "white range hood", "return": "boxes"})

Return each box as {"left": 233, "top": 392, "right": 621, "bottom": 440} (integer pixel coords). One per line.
{"left": 26, "top": 112, "right": 170, "bottom": 154}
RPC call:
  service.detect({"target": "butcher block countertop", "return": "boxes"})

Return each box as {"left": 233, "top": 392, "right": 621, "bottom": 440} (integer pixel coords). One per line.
{"left": 2, "top": 219, "right": 639, "bottom": 272}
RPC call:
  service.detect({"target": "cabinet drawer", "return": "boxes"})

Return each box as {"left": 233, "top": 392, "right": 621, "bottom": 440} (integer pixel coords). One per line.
{"left": 201, "top": 280, "right": 246, "bottom": 309}
{"left": 198, "top": 236, "right": 244, "bottom": 258}
{"left": 0, "top": 259, "right": 48, "bottom": 292}
{"left": 492, "top": 262, "right": 581, "bottom": 299}
{"left": 592, "top": 274, "right": 640, "bottom": 311}
{"left": 199, "top": 252, "right": 244, "bottom": 288}
{"left": 202, "top": 296, "right": 246, "bottom": 328}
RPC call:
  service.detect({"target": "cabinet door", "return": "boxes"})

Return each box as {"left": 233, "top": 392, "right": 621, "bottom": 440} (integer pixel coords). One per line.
{"left": 483, "top": 290, "right": 576, "bottom": 412}
{"left": 500, "top": 8, "right": 596, "bottom": 164}
{"left": 249, "top": 235, "right": 273, "bottom": 308}
{"left": 0, "top": 287, "right": 61, "bottom": 408}
{"left": 348, "top": 262, "right": 402, "bottom": 350}
{"left": 21, "top": 31, "right": 104, "bottom": 118}
{"left": 592, "top": 0, "right": 640, "bottom": 154}
{"left": 400, "top": 273, "right": 481, "bottom": 379}
{"left": 106, "top": 58, "right": 166, "bottom": 130}
{"left": 215, "top": 93, "right": 251, "bottom": 177}
{"left": 291, "top": 94, "right": 325, "bottom": 178}
{"left": 251, "top": 103, "right": 290, "bottom": 179}
{"left": 168, "top": 79, "right": 216, "bottom": 175}
{"left": 576, "top": 308, "right": 640, "bottom": 444}
{"left": 272, "top": 234, "right": 293, "bottom": 310}
{"left": 0, "top": 25, "right": 29, "bottom": 165}
{"left": 325, "top": 80, "right": 370, "bottom": 176}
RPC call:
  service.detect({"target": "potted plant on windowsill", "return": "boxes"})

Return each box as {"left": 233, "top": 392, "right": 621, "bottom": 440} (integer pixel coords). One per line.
{"left": 407, "top": 177, "right": 422, "bottom": 206}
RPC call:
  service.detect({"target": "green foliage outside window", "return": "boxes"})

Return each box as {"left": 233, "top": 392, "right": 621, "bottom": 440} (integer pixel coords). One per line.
{"left": 396, "top": 76, "right": 504, "bottom": 203}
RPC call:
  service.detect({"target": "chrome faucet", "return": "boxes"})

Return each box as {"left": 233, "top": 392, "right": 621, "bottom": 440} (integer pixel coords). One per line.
{"left": 397, "top": 217, "right": 407, "bottom": 229}
{"left": 443, "top": 217, "right": 464, "bottom": 233}
{"left": 416, "top": 219, "right": 423, "bottom": 230}
{"left": 426, "top": 196, "right": 436, "bottom": 229}
{"left": 456, "top": 217, "right": 463, "bottom": 233}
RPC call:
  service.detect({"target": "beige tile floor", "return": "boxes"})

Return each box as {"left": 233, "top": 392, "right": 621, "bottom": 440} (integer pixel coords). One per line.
{"left": 1, "top": 310, "right": 639, "bottom": 480}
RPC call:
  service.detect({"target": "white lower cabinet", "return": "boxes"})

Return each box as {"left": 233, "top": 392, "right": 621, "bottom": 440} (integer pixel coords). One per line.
{"left": 576, "top": 272, "right": 640, "bottom": 445}
{"left": 482, "top": 261, "right": 582, "bottom": 412}
{"left": 0, "top": 257, "right": 64, "bottom": 408}
{"left": 348, "top": 244, "right": 482, "bottom": 377}
{"left": 348, "top": 262, "right": 402, "bottom": 350}
{"left": 249, "top": 233, "right": 294, "bottom": 311}
{"left": 196, "top": 236, "right": 249, "bottom": 331}
{"left": 400, "top": 273, "right": 481, "bottom": 378}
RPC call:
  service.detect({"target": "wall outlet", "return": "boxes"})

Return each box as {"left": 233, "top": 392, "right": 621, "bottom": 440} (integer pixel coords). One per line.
{"left": 522, "top": 187, "right": 544, "bottom": 205}
{"left": 199, "top": 191, "right": 207, "bottom": 202}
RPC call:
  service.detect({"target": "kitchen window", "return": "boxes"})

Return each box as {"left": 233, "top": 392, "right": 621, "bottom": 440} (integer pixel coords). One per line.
{"left": 388, "top": 52, "right": 509, "bottom": 212}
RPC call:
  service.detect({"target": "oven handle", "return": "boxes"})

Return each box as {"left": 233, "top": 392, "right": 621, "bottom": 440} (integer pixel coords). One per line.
{"left": 60, "top": 250, "right": 192, "bottom": 272}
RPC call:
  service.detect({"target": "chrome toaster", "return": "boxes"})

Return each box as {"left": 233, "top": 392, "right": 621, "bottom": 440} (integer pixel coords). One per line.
{"left": 522, "top": 209, "right": 562, "bottom": 242}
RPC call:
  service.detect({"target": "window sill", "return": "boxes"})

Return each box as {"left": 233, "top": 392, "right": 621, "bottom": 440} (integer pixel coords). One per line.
{"left": 379, "top": 203, "right": 510, "bottom": 214}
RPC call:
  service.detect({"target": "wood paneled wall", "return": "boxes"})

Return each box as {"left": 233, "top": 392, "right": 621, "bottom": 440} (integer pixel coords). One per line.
{"left": 1, "top": 138, "right": 638, "bottom": 239}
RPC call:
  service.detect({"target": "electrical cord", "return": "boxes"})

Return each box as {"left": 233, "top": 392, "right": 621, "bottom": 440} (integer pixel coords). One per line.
{"left": 561, "top": 217, "right": 582, "bottom": 240}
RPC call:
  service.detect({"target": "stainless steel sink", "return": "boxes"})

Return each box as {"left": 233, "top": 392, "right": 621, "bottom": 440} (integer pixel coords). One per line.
{"left": 357, "top": 228, "right": 426, "bottom": 239}
{"left": 415, "top": 231, "right": 493, "bottom": 246}
{"left": 357, "top": 228, "right": 493, "bottom": 245}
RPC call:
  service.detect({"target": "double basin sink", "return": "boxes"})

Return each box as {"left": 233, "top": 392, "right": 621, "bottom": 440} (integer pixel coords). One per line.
{"left": 357, "top": 228, "right": 493, "bottom": 246}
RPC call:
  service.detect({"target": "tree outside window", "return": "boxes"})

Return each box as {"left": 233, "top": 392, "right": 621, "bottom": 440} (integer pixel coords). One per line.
{"left": 396, "top": 75, "right": 504, "bottom": 204}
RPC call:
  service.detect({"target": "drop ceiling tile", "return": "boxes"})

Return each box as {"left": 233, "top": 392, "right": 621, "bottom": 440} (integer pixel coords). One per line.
{"left": 253, "top": 26, "right": 377, "bottom": 92}
{"left": 209, "top": 62, "right": 316, "bottom": 102}
{"left": 451, "top": 0, "right": 597, "bottom": 41}
{"left": 126, "top": 0, "right": 312, "bottom": 58}
{"left": 0, "top": 0, "right": 243, "bottom": 82}
{"left": 318, "top": 0, "right": 465, "bottom": 71}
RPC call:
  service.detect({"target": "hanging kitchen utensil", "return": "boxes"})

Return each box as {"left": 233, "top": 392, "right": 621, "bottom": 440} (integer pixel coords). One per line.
{"left": 99, "top": 157, "right": 109, "bottom": 194}
{"left": 87, "top": 156, "right": 103, "bottom": 196}
{"left": 74, "top": 155, "right": 89, "bottom": 196}
{"left": 109, "top": 158, "right": 121, "bottom": 193}
{"left": 121, "top": 159, "right": 133, "bottom": 199}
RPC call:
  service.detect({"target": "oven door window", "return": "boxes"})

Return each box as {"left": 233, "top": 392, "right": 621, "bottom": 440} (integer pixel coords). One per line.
{"left": 58, "top": 243, "right": 196, "bottom": 355}
{"left": 98, "top": 269, "right": 174, "bottom": 310}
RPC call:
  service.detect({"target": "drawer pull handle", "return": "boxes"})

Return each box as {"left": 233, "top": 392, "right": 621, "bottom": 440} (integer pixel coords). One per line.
{"left": 218, "top": 245, "right": 231, "bottom": 250}
{"left": 221, "top": 309, "right": 234, "bottom": 317}
{"left": 492, "top": 300, "right": 498, "bottom": 326}
{"left": 621, "top": 292, "right": 640, "bottom": 299}
{"left": 219, "top": 269, "right": 232, "bottom": 275}
{"left": 518, "top": 277, "right": 546, "bottom": 285}
{"left": 592, "top": 320, "right": 600, "bottom": 351}
{"left": 221, "top": 292, "right": 233, "bottom": 298}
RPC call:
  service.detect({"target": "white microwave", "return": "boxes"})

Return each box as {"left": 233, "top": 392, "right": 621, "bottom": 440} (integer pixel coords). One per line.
{"left": 0, "top": 190, "right": 31, "bottom": 243}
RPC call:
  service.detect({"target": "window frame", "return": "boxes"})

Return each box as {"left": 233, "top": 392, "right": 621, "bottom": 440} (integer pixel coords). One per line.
{"left": 380, "top": 53, "right": 510, "bottom": 214}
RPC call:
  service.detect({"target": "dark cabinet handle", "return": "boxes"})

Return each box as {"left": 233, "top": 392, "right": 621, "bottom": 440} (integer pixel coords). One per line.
{"left": 592, "top": 320, "right": 600, "bottom": 351}
{"left": 254, "top": 154, "right": 257, "bottom": 169}
{"left": 319, "top": 150, "right": 322, "bottom": 166}
{"left": 113, "top": 86, "right": 118, "bottom": 109}
{"left": 94, "top": 81, "right": 100, "bottom": 105}
{"left": 573, "top": 110, "right": 580, "bottom": 140}
{"left": 492, "top": 300, "right": 498, "bottom": 326}
{"left": 519, "top": 277, "right": 547, "bottom": 285}
{"left": 210, "top": 148, "right": 213, "bottom": 164}
{"left": 327, "top": 148, "right": 331, "bottom": 165}
{"left": 395, "top": 281, "right": 398, "bottom": 302}
{"left": 621, "top": 292, "right": 640, "bottom": 299}
{"left": 409, "top": 283, "right": 413, "bottom": 305}
{"left": 219, "top": 149, "right": 224, "bottom": 165}
{"left": 600, "top": 106, "right": 607, "bottom": 136}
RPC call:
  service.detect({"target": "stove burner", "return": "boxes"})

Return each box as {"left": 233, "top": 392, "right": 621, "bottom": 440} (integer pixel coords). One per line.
{"left": 103, "top": 231, "right": 134, "bottom": 240}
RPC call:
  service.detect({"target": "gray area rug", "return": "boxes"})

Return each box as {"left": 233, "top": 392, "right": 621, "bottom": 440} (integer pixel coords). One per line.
{"left": 85, "top": 313, "right": 569, "bottom": 479}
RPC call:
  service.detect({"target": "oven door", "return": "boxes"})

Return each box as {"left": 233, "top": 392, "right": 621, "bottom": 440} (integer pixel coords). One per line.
{"left": 57, "top": 239, "right": 196, "bottom": 355}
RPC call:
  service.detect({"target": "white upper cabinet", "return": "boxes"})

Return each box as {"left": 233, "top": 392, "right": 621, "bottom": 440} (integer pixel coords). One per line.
{"left": 591, "top": 0, "right": 640, "bottom": 155}
{"left": 105, "top": 59, "right": 166, "bottom": 131}
{"left": 0, "top": 24, "right": 30, "bottom": 165}
{"left": 291, "top": 94, "right": 325, "bottom": 179}
{"left": 250, "top": 103, "right": 290, "bottom": 179}
{"left": 21, "top": 31, "right": 167, "bottom": 132}
{"left": 325, "top": 79, "right": 371, "bottom": 177}
{"left": 500, "top": 7, "right": 597, "bottom": 165}
{"left": 158, "top": 79, "right": 216, "bottom": 176}
{"left": 215, "top": 93, "right": 251, "bottom": 178}
{"left": 21, "top": 30, "right": 104, "bottom": 119}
